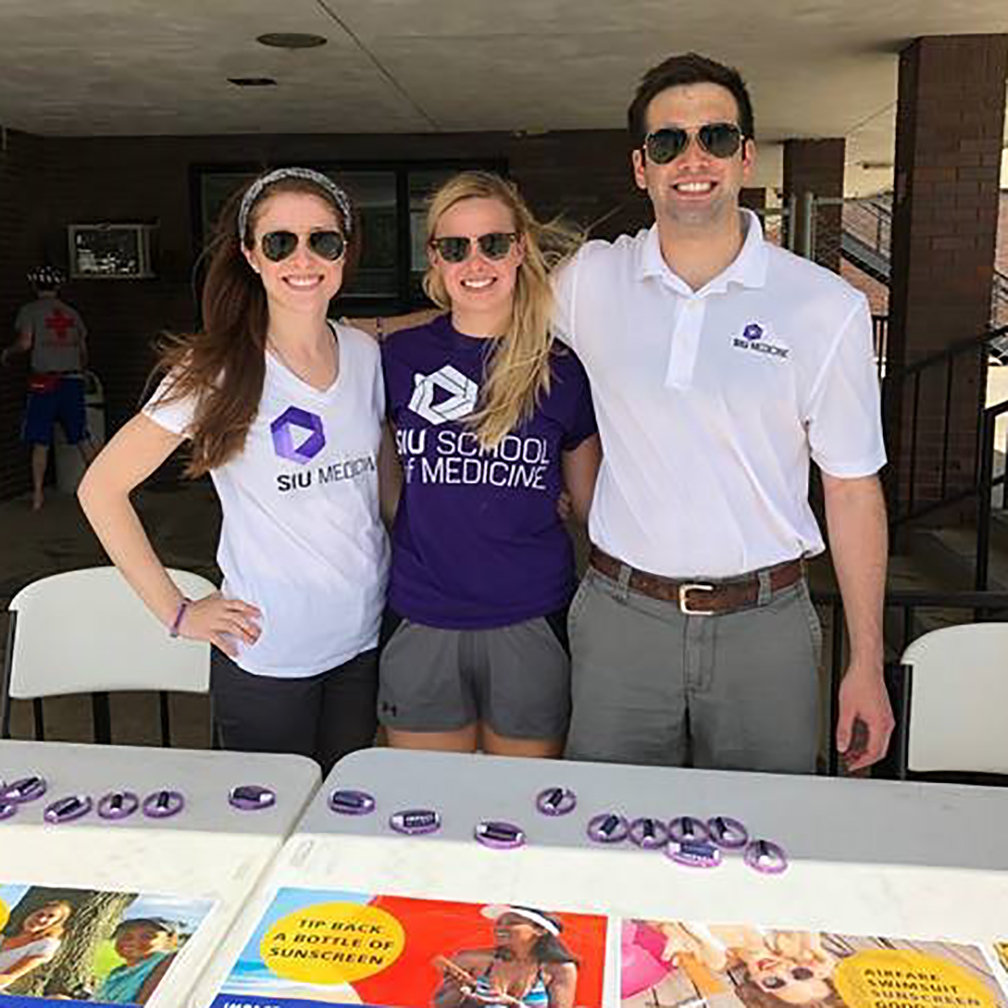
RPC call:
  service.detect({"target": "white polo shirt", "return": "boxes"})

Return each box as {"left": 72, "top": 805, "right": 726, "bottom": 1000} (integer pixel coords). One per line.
{"left": 552, "top": 210, "right": 886, "bottom": 578}
{"left": 145, "top": 323, "right": 389, "bottom": 677}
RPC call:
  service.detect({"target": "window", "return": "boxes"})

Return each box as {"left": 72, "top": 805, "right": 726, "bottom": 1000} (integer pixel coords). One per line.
{"left": 193, "top": 160, "right": 505, "bottom": 311}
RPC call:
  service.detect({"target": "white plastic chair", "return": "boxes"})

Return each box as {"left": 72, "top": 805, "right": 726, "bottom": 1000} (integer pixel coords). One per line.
{"left": 2, "top": 566, "right": 216, "bottom": 743}
{"left": 894, "top": 623, "right": 1008, "bottom": 777}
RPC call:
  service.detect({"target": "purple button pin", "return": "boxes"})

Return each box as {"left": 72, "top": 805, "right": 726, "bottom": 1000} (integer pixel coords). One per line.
{"left": 707, "top": 815, "right": 749, "bottom": 850}
{"left": 475, "top": 820, "right": 525, "bottom": 849}
{"left": 1, "top": 775, "right": 47, "bottom": 804}
{"left": 536, "top": 786, "right": 576, "bottom": 816}
{"left": 587, "top": 812, "right": 629, "bottom": 844}
{"left": 629, "top": 816, "right": 669, "bottom": 849}
{"left": 744, "top": 838, "right": 788, "bottom": 874}
{"left": 668, "top": 815, "right": 710, "bottom": 845}
{"left": 98, "top": 791, "right": 139, "bottom": 820}
{"left": 667, "top": 839, "right": 722, "bottom": 868}
{"left": 390, "top": 809, "right": 441, "bottom": 835}
{"left": 44, "top": 794, "right": 93, "bottom": 824}
{"left": 0, "top": 800, "right": 18, "bottom": 821}
{"left": 229, "top": 784, "right": 276, "bottom": 811}
{"left": 143, "top": 789, "right": 184, "bottom": 819}
{"left": 329, "top": 789, "right": 376, "bottom": 815}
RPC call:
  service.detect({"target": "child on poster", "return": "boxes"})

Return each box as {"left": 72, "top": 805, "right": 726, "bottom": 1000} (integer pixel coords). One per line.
{"left": 0, "top": 901, "right": 73, "bottom": 990}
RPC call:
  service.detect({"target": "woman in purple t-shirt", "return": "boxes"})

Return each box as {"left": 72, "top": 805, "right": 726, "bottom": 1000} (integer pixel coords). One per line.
{"left": 379, "top": 171, "right": 600, "bottom": 758}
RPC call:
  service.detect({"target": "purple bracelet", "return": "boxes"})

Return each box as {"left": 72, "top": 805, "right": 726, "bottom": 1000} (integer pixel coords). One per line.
{"left": 329, "top": 789, "right": 376, "bottom": 815}
{"left": 707, "top": 816, "right": 749, "bottom": 850}
{"left": 390, "top": 809, "right": 441, "bottom": 835}
{"left": 587, "top": 812, "right": 629, "bottom": 844}
{"left": 475, "top": 820, "right": 525, "bottom": 849}
{"left": 629, "top": 816, "right": 669, "bottom": 849}
{"left": 536, "top": 786, "right": 577, "bottom": 816}
{"left": 169, "top": 598, "right": 191, "bottom": 638}
{"left": 667, "top": 839, "right": 723, "bottom": 869}
{"left": 668, "top": 815, "right": 710, "bottom": 845}
{"left": 744, "top": 838, "right": 788, "bottom": 874}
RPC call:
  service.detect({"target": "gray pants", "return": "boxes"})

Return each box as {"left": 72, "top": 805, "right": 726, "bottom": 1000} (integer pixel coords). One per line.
{"left": 564, "top": 566, "right": 822, "bottom": 772}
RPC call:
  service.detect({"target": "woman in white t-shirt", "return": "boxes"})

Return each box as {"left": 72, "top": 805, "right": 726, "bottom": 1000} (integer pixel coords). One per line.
{"left": 79, "top": 168, "right": 390, "bottom": 772}
{"left": 0, "top": 900, "right": 73, "bottom": 990}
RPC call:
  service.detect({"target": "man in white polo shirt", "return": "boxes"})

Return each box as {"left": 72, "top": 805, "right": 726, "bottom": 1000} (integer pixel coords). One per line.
{"left": 554, "top": 52, "right": 892, "bottom": 773}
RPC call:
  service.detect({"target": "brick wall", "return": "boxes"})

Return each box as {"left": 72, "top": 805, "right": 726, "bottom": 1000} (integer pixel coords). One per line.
{"left": 783, "top": 138, "right": 845, "bottom": 272}
{"left": 0, "top": 128, "right": 648, "bottom": 498}
{"left": 886, "top": 36, "right": 1008, "bottom": 515}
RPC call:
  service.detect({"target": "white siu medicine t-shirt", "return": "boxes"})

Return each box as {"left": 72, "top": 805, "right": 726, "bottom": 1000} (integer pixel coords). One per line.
{"left": 145, "top": 323, "right": 389, "bottom": 677}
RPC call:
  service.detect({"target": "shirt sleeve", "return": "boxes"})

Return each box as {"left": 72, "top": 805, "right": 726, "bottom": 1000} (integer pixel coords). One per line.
{"left": 804, "top": 296, "right": 887, "bottom": 478}
{"left": 558, "top": 349, "right": 598, "bottom": 451}
{"left": 550, "top": 255, "right": 579, "bottom": 349}
{"left": 143, "top": 371, "right": 197, "bottom": 437}
{"left": 73, "top": 308, "right": 88, "bottom": 340}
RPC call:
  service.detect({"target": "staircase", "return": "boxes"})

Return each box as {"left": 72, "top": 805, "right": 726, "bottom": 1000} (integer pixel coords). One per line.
{"left": 833, "top": 194, "right": 1008, "bottom": 642}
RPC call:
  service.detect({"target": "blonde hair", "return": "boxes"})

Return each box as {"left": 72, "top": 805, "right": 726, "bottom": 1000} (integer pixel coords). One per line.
{"left": 18, "top": 901, "right": 73, "bottom": 940}
{"left": 422, "top": 172, "right": 581, "bottom": 449}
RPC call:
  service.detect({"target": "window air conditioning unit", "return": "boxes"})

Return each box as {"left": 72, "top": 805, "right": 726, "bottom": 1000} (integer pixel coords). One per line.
{"left": 67, "top": 223, "right": 157, "bottom": 280}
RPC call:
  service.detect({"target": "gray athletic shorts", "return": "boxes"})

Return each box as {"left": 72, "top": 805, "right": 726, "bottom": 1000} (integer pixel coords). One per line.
{"left": 377, "top": 608, "right": 571, "bottom": 740}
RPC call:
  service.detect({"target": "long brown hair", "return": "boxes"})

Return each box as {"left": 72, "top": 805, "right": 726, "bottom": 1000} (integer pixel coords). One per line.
{"left": 154, "top": 172, "right": 356, "bottom": 477}
{"left": 423, "top": 172, "right": 581, "bottom": 450}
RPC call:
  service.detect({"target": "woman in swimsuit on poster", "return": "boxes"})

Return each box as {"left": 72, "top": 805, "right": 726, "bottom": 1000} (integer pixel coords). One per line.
{"left": 434, "top": 905, "right": 578, "bottom": 1008}
{"left": 655, "top": 924, "right": 841, "bottom": 1008}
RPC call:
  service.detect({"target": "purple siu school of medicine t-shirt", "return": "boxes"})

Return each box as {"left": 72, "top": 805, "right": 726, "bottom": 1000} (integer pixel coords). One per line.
{"left": 382, "top": 314, "right": 597, "bottom": 629}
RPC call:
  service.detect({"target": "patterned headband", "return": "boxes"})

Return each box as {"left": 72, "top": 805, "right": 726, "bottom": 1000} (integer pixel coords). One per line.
{"left": 237, "top": 167, "right": 353, "bottom": 242}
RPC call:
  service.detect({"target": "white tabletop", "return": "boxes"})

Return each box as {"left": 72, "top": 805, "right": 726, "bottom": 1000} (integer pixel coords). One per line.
{"left": 0, "top": 739, "right": 320, "bottom": 1007}
{"left": 0, "top": 738, "right": 320, "bottom": 835}
{"left": 187, "top": 749, "right": 1008, "bottom": 1007}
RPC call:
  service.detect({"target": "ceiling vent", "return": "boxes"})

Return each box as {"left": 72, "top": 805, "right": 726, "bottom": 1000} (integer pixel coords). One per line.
{"left": 256, "top": 33, "right": 328, "bottom": 49}
{"left": 228, "top": 77, "right": 278, "bottom": 87}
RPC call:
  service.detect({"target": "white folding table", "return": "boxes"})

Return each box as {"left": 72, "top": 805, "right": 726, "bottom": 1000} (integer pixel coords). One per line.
{"left": 0, "top": 738, "right": 320, "bottom": 1007}
{"left": 187, "top": 748, "right": 1008, "bottom": 1007}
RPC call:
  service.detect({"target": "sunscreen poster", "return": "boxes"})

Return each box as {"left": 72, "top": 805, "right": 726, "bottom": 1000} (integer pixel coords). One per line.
{"left": 0, "top": 882, "right": 213, "bottom": 1006}
{"left": 209, "top": 888, "right": 608, "bottom": 1008}
{"left": 620, "top": 922, "right": 1006, "bottom": 1008}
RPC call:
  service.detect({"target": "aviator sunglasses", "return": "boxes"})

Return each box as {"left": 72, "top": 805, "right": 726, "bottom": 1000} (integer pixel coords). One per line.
{"left": 431, "top": 232, "right": 519, "bottom": 264}
{"left": 644, "top": 122, "right": 744, "bottom": 164}
{"left": 259, "top": 230, "right": 345, "bottom": 263}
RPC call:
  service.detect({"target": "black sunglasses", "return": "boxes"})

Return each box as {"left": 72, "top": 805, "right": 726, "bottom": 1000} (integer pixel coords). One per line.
{"left": 761, "top": 968, "right": 816, "bottom": 990}
{"left": 644, "top": 123, "right": 744, "bottom": 164}
{"left": 260, "top": 230, "right": 345, "bottom": 263}
{"left": 431, "top": 232, "right": 518, "bottom": 264}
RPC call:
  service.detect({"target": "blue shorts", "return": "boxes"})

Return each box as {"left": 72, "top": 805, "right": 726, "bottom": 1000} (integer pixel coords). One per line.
{"left": 23, "top": 374, "right": 87, "bottom": 446}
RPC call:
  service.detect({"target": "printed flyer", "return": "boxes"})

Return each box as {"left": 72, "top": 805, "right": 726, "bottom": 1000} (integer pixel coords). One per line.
{"left": 0, "top": 882, "right": 213, "bottom": 1006}
{"left": 620, "top": 921, "right": 1007, "bottom": 1008}
{"left": 209, "top": 888, "right": 608, "bottom": 1008}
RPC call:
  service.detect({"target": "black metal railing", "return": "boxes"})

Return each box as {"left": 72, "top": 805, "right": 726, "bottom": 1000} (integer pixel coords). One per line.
{"left": 883, "top": 323, "right": 1008, "bottom": 528}
{"left": 811, "top": 588, "right": 1008, "bottom": 777}
{"left": 872, "top": 314, "right": 888, "bottom": 378}
{"left": 976, "top": 398, "right": 1008, "bottom": 590}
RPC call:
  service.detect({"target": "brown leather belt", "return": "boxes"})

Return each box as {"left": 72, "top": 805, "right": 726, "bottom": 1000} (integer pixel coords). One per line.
{"left": 589, "top": 546, "right": 804, "bottom": 615}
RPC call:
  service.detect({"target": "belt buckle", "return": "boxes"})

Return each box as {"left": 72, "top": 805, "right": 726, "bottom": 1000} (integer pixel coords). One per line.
{"left": 678, "top": 583, "right": 715, "bottom": 615}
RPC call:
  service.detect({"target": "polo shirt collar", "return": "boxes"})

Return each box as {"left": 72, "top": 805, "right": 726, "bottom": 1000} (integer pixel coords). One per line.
{"left": 638, "top": 208, "right": 769, "bottom": 294}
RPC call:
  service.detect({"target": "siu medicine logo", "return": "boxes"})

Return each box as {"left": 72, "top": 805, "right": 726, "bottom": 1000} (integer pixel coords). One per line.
{"left": 271, "top": 406, "right": 326, "bottom": 464}
{"left": 409, "top": 365, "right": 478, "bottom": 425}
{"left": 733, "top": 321, "right": 789, "bottom": 359}
{"left": 271, "top": 405, "right": 376, "bottom": 493}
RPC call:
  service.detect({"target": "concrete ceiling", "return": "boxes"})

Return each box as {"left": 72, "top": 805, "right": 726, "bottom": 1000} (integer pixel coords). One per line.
{"left": 1, "top": 0, "right": 1007, "bottom": 195}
